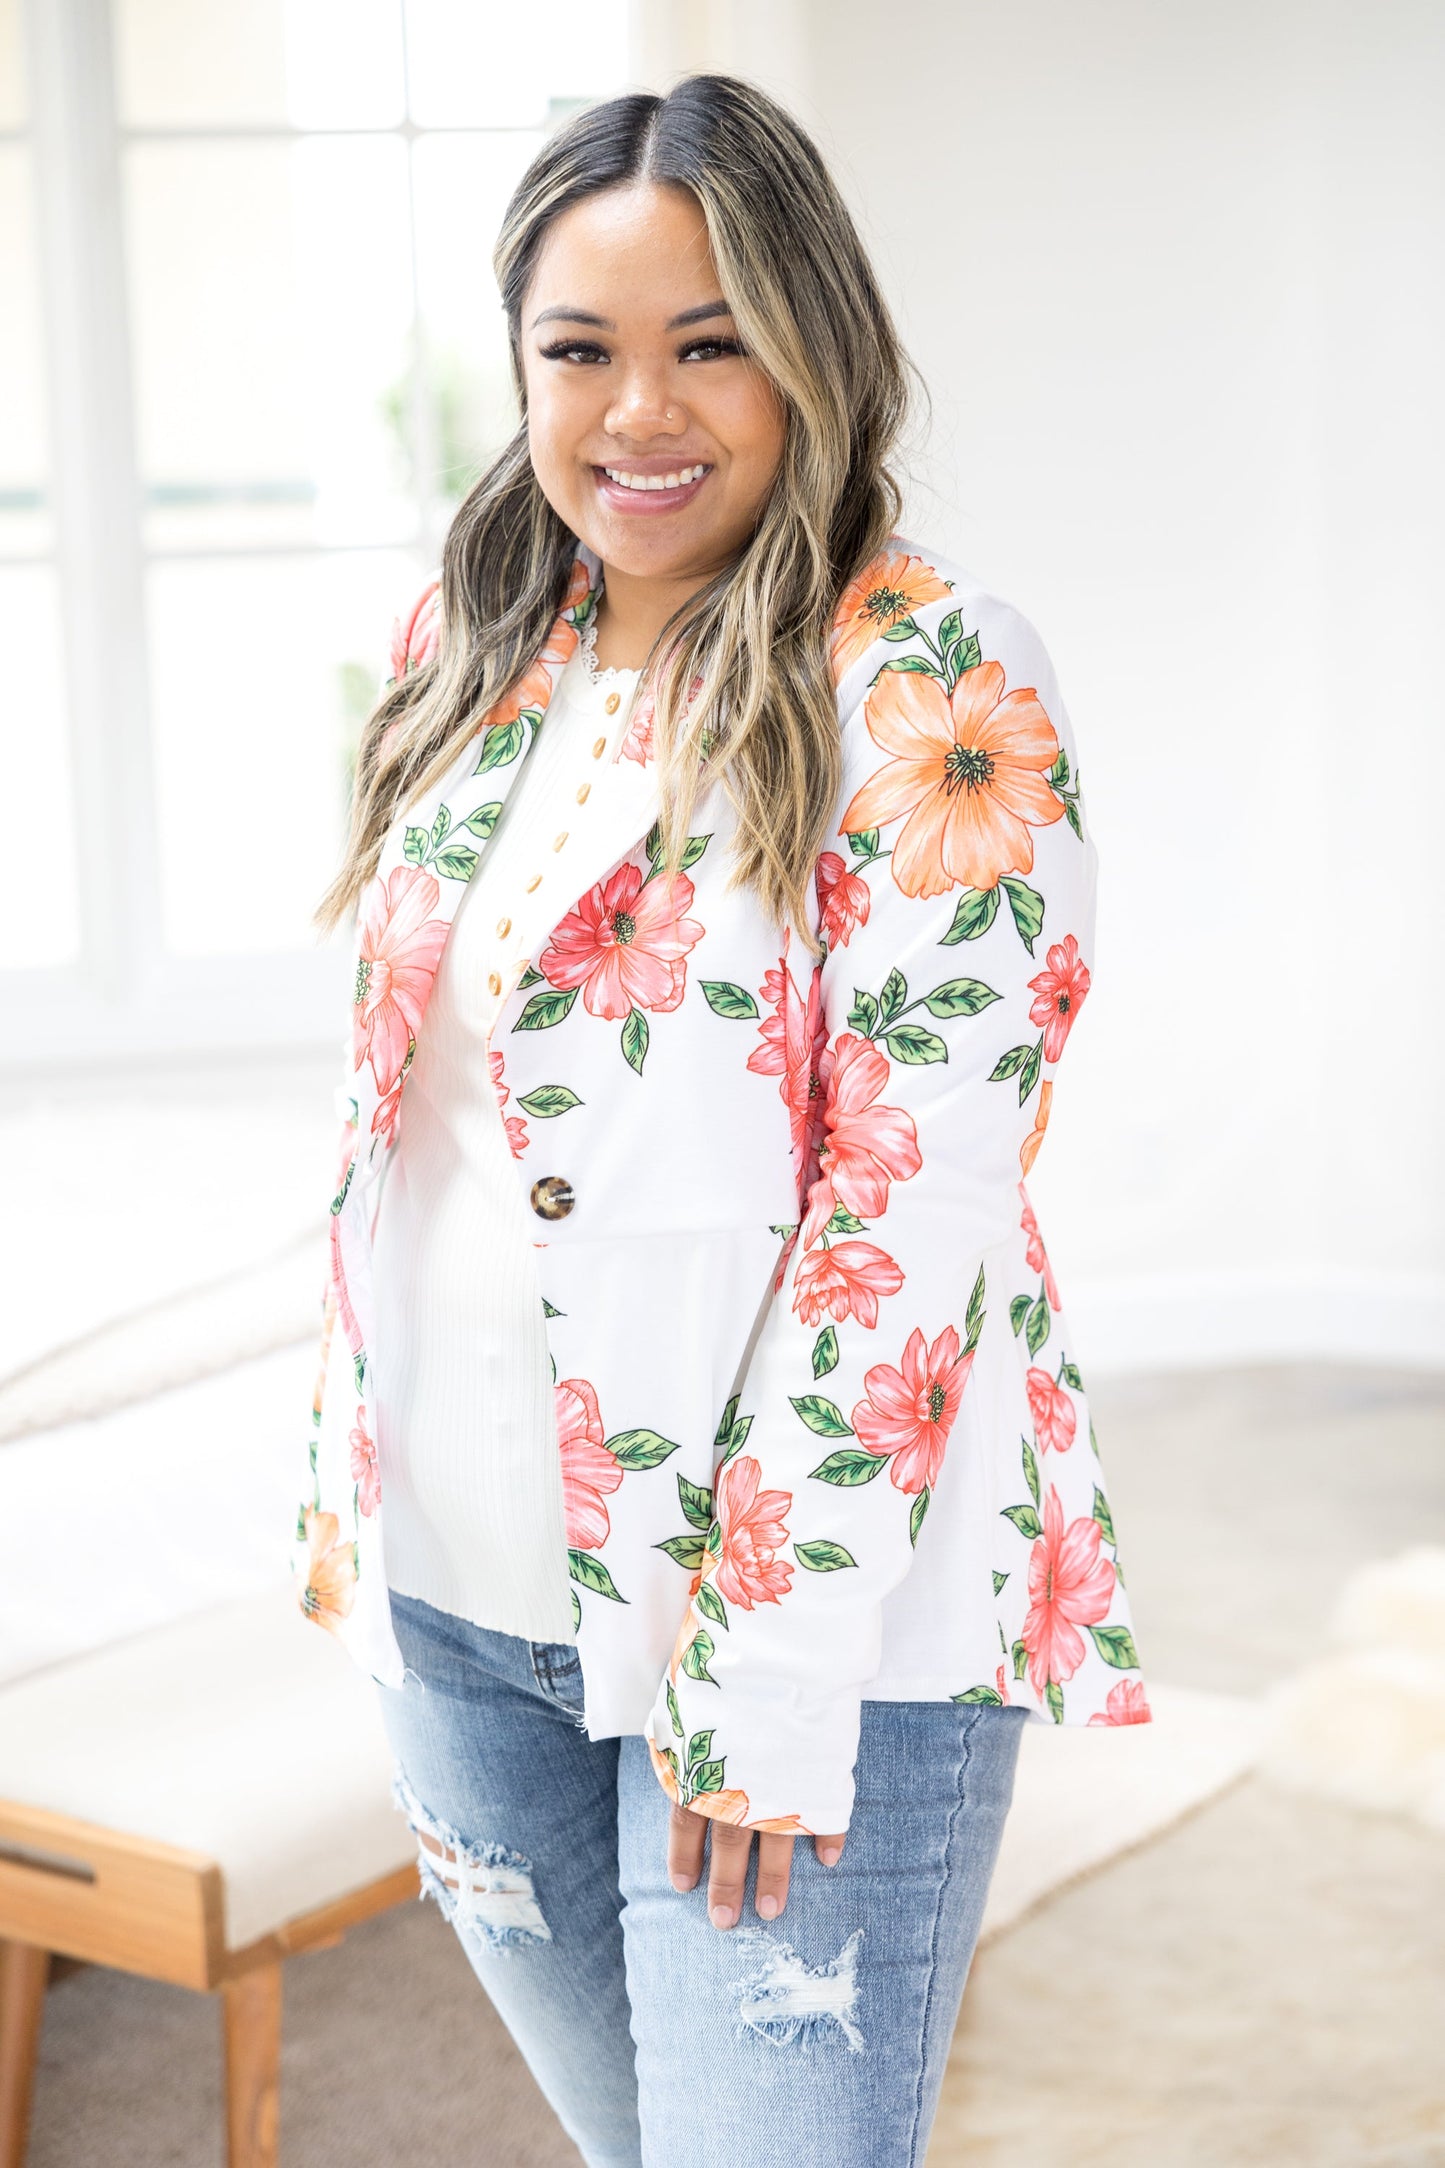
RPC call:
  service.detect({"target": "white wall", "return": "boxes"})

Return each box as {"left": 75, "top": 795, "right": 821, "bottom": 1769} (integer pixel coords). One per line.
{"left": 709, "top": 0, "right": 1445, "bottom": 1371}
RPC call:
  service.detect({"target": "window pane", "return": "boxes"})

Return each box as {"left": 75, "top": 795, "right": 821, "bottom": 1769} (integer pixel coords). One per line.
{"left": 124, "top": 136, "right": 417, "bottom": 552}
{"left": 0, "top": 0, "right": 25, "bottom": 130}
{"left": 147, "top": 549, "right": 421, "bottom": 956}
{"left": 411, "top": 131, "right": 540, "bottom": 500}
{"left": 113, "top": 0, "right": 405, "bottom": 131}
{"left": 0, "top": 567, "right": 79, "bottom": 969}
{"left": 403, "top": 0, "right": 632, "bottom": 129}
{"left": 0, "top": 147, "right": 52, "bottom": 558}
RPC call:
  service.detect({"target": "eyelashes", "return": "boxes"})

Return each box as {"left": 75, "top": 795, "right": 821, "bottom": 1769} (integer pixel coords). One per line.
{"left": 536, "top": 337, "right": 747, "bottom": 365}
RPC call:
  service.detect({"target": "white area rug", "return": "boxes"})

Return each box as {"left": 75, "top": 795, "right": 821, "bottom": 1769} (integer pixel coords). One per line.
{"left": 980, "top": 1681, "right": 1265, "bottom": 1942}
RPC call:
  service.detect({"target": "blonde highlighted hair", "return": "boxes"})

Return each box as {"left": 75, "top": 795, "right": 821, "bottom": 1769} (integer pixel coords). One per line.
{"left": 317, "top": 73, "right": 915, "bottom": 947}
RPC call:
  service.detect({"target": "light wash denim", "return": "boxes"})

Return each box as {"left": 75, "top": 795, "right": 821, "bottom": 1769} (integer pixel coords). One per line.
{"left": 378, "top": 1587, "right": 1027, "bottom": 2168}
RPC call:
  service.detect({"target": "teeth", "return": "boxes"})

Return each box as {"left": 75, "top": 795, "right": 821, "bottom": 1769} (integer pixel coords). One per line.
{"left": 602, "top": 464, "right": 707, "bottom": 491}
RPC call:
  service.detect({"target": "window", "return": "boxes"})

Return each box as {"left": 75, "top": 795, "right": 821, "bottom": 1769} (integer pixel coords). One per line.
{"left": 2, "top": 0, "right": 631, "bottom": 1064}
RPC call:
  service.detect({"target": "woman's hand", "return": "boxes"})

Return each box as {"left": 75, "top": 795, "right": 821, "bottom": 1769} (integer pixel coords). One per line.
{"left": 668, "top": 1804, "right": 847, "bottom": 1929}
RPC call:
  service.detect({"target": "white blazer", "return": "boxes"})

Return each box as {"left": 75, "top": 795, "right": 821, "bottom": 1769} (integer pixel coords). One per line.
{"left": 299, "top": 535, "right": 1149, "bottom": 1837}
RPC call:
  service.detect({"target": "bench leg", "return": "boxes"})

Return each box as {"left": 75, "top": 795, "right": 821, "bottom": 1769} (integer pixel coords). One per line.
{"left": 0, "top": 1940, "right": 49, "bottom": 2168}
{"left": 221, "top": 1962, "right": 281, "bottom": 2168}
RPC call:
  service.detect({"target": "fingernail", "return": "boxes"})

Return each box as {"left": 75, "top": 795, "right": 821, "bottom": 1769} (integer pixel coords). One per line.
{"left": 670, "top": 1874, "right": 694, "bottom": 1892}
{"left": 709, "top": 1903, "right": 736, "bottom": 1930}
{"left": 818, "top": 1845, "right": 842, "bottom": 1866}
{"left": 756, "top": 1893, "right": 780, "bottom": 1919}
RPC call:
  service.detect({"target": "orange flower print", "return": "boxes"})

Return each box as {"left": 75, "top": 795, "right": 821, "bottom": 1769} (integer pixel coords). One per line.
{"left": 349, "top": 1408, "right": 381, "bottom": 1516}
{"left": 1088, "top": 1678, "right": 1152, "bottom": 1726}
{"left": 792, "top": 1239, "right": 904, "bottom": 1329}
{"left": 554, "top": 1375, "right": 623, "bottom": 1551}
{"left": 1020, "top": 1080, "right": 1053, "bottom": 1177}
{"left": 748, "top": 943, "right": 831, "bottom": 1192}
{"left": 831, "top": 549, "right": 952, "bottom": 682}
{"left": 1020, "top": 1486, "right": 1117, "bottom": 1693}
{"left": 477, "top": 562, "right": 588, "bottom": 740}
{"left": 541, "top": 863, "right": 704, "bottom": 1021}
{"left": 995, "top": 1664, "right": 1011, "bottom": 1705}
{"left": 388, "top": 579, "right": 441, "bottom": 685}
{"left": 1026, "top": 1367, "right": 1077, "bottom": 1455}
{"left": 713, "top": 1454, "right": 794, "bottom": 1611}
{"left": 1019, "top": 1186, "right": 1060, "bottom": 1308}
{"left": 814, "top": 850, "right": 871, "bottom": 950}
{"left": 488, "top": 1048, "right": 528, "bottom": 1158}
{"left": 840, "top": 659, "right": 1063, "bottom": 899}
{"left": 354, "top": 865, "right": 450, "bottom": 1094}
{"left": 801, "top": 1031, "right": 922, "bottom": 1247}
{"left": 297, "top": 1507, "right": 357, "bottom": 1636}
{"left": 1028, "top": 934, "right": 1090, "bottom": 1062}
{"left": 852, "top": 1324, "right": 973, "bottom": 1494}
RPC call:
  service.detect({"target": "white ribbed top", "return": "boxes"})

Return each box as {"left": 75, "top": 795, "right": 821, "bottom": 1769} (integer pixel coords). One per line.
{"left": 370, "top": 643, "right": 646, "bottom": 1642}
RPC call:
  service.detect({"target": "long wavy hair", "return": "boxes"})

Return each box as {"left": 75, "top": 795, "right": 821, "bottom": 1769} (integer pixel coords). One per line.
{"left": 317, "top": 73, "right": 915, "bottom": 947}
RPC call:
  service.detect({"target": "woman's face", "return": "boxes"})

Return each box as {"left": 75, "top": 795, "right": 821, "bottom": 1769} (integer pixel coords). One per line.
{"left": 520, "top": 181, "right": 787, "bottom": 591}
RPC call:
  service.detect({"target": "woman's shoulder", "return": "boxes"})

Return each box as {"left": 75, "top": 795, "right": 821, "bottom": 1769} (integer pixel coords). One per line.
{"left": 829, "top": 534, "right": 1061, "bottom": 714}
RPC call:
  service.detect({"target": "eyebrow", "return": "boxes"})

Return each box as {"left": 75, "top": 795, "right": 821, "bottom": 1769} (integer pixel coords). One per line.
{"left": 530, "top": 299, "right": 734, "bottom": 332}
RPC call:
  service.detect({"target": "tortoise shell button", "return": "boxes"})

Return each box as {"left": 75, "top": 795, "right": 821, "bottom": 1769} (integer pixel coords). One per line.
{"left": 530, "top": 1175, "right": 575, "bottom": 1221}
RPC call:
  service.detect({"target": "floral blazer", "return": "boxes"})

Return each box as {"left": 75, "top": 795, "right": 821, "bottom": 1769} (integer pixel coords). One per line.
{"left": 298, "top": 535, "right": 1149, "bottom": 1837}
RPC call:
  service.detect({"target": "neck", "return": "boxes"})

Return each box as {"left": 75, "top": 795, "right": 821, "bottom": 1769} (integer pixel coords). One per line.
{"left": 591, "top": 562, "right": 714, "bottom": 672}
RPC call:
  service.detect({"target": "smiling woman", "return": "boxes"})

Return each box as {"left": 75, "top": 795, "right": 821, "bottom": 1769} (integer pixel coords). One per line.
{"left": 301, "top": 69, "right": 1145, "bottom": 2168}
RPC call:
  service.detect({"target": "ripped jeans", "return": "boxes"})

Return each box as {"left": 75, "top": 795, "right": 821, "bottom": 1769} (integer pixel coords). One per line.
{"left": 378, "top": 1587, "right": 1027, "bottom": 2168}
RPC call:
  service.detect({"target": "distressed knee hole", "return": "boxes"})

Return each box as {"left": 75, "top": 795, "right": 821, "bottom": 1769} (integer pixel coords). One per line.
{"left": 735, "top": 1927, "right": 865, "bottom": 2053}
{"left": 390, "top": 1769, "right": 551, "bottom": 1953}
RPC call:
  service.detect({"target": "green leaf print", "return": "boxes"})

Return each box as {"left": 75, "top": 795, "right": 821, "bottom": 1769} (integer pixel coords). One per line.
{"left": 1062, "top": 1359, "right": 1084, "bottom": 1390}
{"left": 992, "top": 1569, "right": 1009, "bottom": 1596}
{"left": 714, "top": 1394, "right": 740, "bottom": 1449}
{"left": 680, "top": 1631, "right": 718, "bottom": 1685}
{"left": 1089, "top": 1625, "right": 1140, "bottom": 1670}
{"left": 922, "top": 977, "right": 1002, "bottom": 1018}
{"left": 463, "top": 803, "right": 502, "bottom": 839}
{"left": 518, "top": 963, "right": 545, "bottom": 989}
{"left": 849, "top": 989, "right": 880, "bottom": 1035}
{"left": 965, "top": 1264, "right": 986, "bottom": 1348}
{"left": 567, "top": 1549, "right": 626, "bottom": 1602}
{"left": 1001, "top": 1503, "right": 1043, "bottom": 1540}
{"left": 722, "top": 1413, "right": 753, "bottom": 1462}
{"left": 677, "top": 1475, "right": 714, "bottom": 1531}
{"left": 403, "top": 826, "right": 428, "bottom": 864}
{"left": 881, "top": 616, "right": 919, "bottom": 642}
{"left": 952, "top": 630, "right": 982, "bottom": 675}
{"left": 700, "top": 980, "right": 759, "bottom": 1019}
{"left": 656, "top": 1532, "right": 708, "bottom": 1570}
{"left": 811, "top": 1326, "right": 839, "bottom": 1378}
{"left": 676, "top": 834, "right": 711, "bottom": 871}
{"left": 1045, "top": 1679, "right": 1065, "bottom": 1724}
{"left": 1064, "top": 800, "right": 1083, "bottom": 840}
{"left": 878, "top": 967, "right": 908, "bottom": 1024}
{"left": 514, "top": 986, "right": 578, "bottom": 1031}
{"left": 794, "top": 1539, "right": 858, "bottom": 1572}
{"left": 430, "top": 805, "right": 452, "bottom": 850}
{"left": 1017, "top": 1040, "right": 1044, "bottom": 1105}
{"left": 847, "top": 828, "right": 879, "bottom": 857}
{"left": 989, "top": 1044, "right": 1033, "bottom": 1082}
{"left": 1092, "top": 1488, "right": 1116, "bottom": 1544}
{"left": 909, "top": 1487, "right": 930, "bottom": 1547}
{"left": 474, "top": 717, "right": 526, "bottom": 772}
{"left": 1000, "top": 877, "right": 1045, "bottom": 955}
{"left": 1012, "top": 1638, "right": 1028, "bottom": 1682}
{"left": 790, "top": 1393, "right": 854, "bottom": 1438}
{"left": 691, "top": 1757, "right": 726, "bottom": 1794}
{"left": 1009, "top": 1293, "right": 1031, "bottom": 1336}
{"left": 954, "top": 1685, "right": 1004, "bottom": 1706}
{"left": 1049, "top": 749, "right": 1071, "bottom": 789}
{"left": 516, "top": 1085, "right": 583, "bottom": 1118}
{"left": 621, "top": 1007, "right": 649, "bottom": 1074}
{"left": 667, "top": 1681, "right": 684, "bottom": 1738}
{"left": 881, "top": 1023, "right": 948, "bottom": 1065}
{"left": 694, "top": 1580, "right": 728, "bottom": 1630}
{"left": 936, "top": 608, "right": 963, "bottom": 658}
{"left": 809, "top": 1447, "right": 886, "bottom": 1486}
{"left": 1021, "top": 1434, "right": 1040, "bottom": 1507}
{"left": 606, "top": 1428, "right": 682, "bottom": 1470}
{"left": 570, "top": 1587, "right": 581, "bottom": 1632}
{"left": 825, "top": 1206, "right": 866, "bottom": 1235}
{"left": 686, "top": 1729, "right": 715, "bottom": 1768}
{"left": 433, "top": 846, "right": 479, "bottom": 881}
{"left": 941, "top": 887, "right": 1000, "bottom": 945}
{"left": 1025, "top": 1292, "right": 1051, "bottom": 1358}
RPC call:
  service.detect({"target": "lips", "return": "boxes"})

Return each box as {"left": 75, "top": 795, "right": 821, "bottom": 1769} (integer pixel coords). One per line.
{"left": 592, "top": 462, "right": 713, "bottom": 515}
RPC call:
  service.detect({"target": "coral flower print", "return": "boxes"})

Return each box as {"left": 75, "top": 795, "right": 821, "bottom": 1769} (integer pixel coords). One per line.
{"left": 1028, "top": 934, "right": 1091, "bottom": 1062}
{"left": 1021, "top": 1487, "right": 1117, "bottom": 1693}
{"left": 1089, "top": 1679, "right": 1152, "bottom": 1727}
{"left": 815, "top": 850, "right": 871, "bottom": 950}
{"left": 840, "top": 658, "right": 1063, "bottom": 899}
{"left": 353, "top": 866, "right": 450, "bottom": 1094}
{"left": 802, "top": 1031, "right": 922, "bottom": 1246}
{"left": 792, "top": 1239, "right": 904, "bottom": 1329}
{"left": 540, "top": 863, "right": 704, "bottom": 1021}
{"left": 554, "top": 1376, "right": 623, "bottom": 1551}
{"left": 1020, "top": 1080, "right": 1053, "bottom": 1177}
{"left": 388, "top": 579, "right": 440, "bottom": 683}
{"left": 749, "top": 948, "right": 831, "bottom": 1189}
{"left": 488, "top": 1048, "right": 527, "bottom": 1158}
{"left": 1026, "top": 1367, "right": 1077, "bottom": 1455}
{"left": 831, "top": 549, "right": 952, "bottom": 681}
{"left": 713, "top": 1454, "right": 794, "bottom": 1611}
{"left": 349, "top": 1410, "right": 381, "bottom": 1516}
{"left": 853, "top": 1324, "right": 972, "bottom": 1494}
{"left": 477, "top": 560, "right": 588, "bottom": 738}
{"left": 296, "top": 1508, "right": 357, "bottom": 1635}
{"left": 1019, "top": 1186, "right": 1061, "bottom": 1309}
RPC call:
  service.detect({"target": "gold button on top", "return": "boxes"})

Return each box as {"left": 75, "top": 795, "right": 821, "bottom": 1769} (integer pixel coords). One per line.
{"left": 525, "top": 873, "right": 542, "bottom": 892}
{"left": 487, "top": 970, "right": 502, "bottom": 996}
{"left": 496, "top": 915, "right": 511, "bottom": 938}
{"left": 592, "top": 736, "right": 606, "bottom": 758}
{"left": 529, "top": 1174, "right": 576, "bottom": 1221}
{"left": 553, "top": 831, "right": 568, "bottom": 851}
{"left": 604, "top": 690, "right": 621, "bottom": 715}
{"left": 576, "top": 782, "right": 591, "bottom": 804}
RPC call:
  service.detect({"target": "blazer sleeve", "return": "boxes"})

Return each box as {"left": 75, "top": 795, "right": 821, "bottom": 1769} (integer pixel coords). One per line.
{"left": 642, "top": 585, "right": 1097, "bottom": 1835}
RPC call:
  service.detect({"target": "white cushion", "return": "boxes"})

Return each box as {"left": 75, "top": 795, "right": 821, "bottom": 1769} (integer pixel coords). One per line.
{"left": 0, "top": 1591, "right": 413, "bottom": 1949}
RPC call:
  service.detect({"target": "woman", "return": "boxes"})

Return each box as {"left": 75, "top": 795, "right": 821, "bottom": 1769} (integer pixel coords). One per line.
{"left": 302, "top": 72, "right": 1147, "bottom": 2168}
